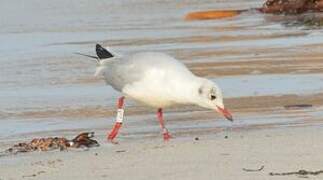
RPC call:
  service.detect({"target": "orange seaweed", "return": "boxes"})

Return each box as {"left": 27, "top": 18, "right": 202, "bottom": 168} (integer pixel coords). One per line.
{"left": 185, "top": 10, "right": 242, "bottom": 20}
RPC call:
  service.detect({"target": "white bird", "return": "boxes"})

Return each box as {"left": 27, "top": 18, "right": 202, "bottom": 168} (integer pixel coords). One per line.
{"left": 78, "top": 44, "right": 233, "bottom": 143}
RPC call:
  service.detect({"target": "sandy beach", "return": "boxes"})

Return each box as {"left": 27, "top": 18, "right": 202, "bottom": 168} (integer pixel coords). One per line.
{"left": 2, "top": 126, "right": 323, "bottom": 180}
{"left": 1, "top": 0, "right": 323, "bottom": 179}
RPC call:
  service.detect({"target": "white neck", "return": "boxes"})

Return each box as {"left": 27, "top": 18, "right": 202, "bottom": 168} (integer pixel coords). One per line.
{"left": 168, "top": 76, "right": 206, "bottom": 105}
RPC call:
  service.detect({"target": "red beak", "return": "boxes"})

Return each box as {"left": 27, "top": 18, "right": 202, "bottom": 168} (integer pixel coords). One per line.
{"left": 216, "top": 106, "right": 233, "bottom": 121}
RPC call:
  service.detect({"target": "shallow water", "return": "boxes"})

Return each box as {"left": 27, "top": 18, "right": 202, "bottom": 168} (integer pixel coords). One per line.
{"left": 1, "top": 0, "right": 323, "bottom": 140}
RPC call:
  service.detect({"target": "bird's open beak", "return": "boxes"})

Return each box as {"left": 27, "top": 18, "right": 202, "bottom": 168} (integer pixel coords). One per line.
{"left": 216, "top": 106, "right": 233, "bottom": 121}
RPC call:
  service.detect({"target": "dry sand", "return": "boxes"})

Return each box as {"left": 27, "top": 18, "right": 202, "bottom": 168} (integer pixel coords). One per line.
{"left": 1, "top": 125, "right": 323, "bottom": 180}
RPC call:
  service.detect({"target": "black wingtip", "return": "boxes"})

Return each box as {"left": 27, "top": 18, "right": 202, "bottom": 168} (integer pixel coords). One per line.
{"left": 96, "top": 44, "right": 114, "bottom": 59}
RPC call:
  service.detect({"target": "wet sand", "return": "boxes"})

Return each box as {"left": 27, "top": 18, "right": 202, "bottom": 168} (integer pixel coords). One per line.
{"left": 1, "top": 0, "right": 323, "bottom": 179}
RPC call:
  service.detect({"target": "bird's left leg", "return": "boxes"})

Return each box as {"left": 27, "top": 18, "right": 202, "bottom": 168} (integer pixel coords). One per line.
{"left": 157, "top": 108, "right": 172, "bottom": 141}
{"left": 107, "top": 96, "right": 125, "bottom": 144}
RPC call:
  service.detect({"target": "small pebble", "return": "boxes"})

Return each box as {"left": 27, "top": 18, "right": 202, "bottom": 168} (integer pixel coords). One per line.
{"left": 224, "top": 135, "right": 228, "bottom": 139}
{"left": 194, "top": 137, "right": 199, "bottom": 141}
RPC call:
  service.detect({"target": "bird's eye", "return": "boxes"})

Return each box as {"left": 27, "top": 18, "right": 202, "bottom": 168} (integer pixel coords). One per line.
{"left": 210, "top": 95, "right": 216, "bottom": 100}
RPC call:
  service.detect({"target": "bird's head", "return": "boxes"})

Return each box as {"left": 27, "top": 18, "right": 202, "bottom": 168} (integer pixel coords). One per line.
{"left": 195, "top": 80, "right": 233, "bottom": 121}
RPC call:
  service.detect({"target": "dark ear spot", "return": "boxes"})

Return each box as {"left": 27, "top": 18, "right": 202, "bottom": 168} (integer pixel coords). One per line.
{"left": 198, "top": 87, "right": 203, "bottom": 95}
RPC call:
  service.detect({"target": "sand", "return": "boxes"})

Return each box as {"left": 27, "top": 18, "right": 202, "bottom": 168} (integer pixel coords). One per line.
{"left": 1, "top": 125, "right": 323, "bottom": 180}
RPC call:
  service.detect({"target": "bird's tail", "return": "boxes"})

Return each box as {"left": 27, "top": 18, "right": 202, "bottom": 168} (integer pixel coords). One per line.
{"left": 95, "top": 44, "right": 114, "bottom": 59}
{"left": 75, "top": 44, "right": 115, "bottom": 64}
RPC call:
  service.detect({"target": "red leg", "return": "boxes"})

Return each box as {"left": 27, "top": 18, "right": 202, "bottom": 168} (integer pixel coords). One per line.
{"left": 157, "top": 108, "right": 172, "bottom": 141}
{"left": 107, "top": 96, "right": 125, "bottom": 144}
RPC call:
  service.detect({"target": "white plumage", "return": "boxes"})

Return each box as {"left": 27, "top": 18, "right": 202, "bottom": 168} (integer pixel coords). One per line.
{"left": 78, "top": 44, "right": 233, "bottom": 142}
{"left": 95, "top": 50, "right": 232, "bottom": 122}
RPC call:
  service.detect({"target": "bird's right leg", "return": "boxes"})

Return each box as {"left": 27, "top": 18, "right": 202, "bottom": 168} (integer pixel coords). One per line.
{"left": 157, "top": 108, "right": 172, "bottom": 141}
{"left": 107, "top": 96, "right": 125, "bottom": 144}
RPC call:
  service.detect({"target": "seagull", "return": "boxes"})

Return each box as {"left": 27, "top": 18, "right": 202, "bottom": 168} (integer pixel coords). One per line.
{"left": 77, "top": 44, "right": 233, "bottom": 143}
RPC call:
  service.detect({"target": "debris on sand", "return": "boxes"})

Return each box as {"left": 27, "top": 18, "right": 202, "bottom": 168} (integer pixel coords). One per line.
{"left": 1, "top": 132, "right": 99, "bottom": 156}
{"left": 186, "top": 0, "right": 323, "bottom": 20}
{"left": 22, "top": 171, "right": 45, "bottom": 178}
{"left": 269, "top": 169, "right": 323, "bottom": 176}
{"left": 185, "top": 10, "right": 241, "bottom": 20}
{"left": 284, "top": 104, "right": 313, "bottom": 110}
{"left": 115, "top": 150, "right": 126, "bottom": 153}
{"left": 262, "top": 0, "right": 323, "bottom": 14}
{"left": 243, "top": 165, "right": 265, "bottom": 172}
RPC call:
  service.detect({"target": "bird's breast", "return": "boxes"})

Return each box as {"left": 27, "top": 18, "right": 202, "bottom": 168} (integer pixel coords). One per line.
{"left": 122, "top": 77, "right": 197, "bottom": 108}
{"left": 122, "top": 82, "right": 177, "bottom": 108}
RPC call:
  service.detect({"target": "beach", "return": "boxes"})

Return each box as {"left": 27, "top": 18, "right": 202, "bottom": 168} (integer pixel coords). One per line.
{"left": 0, "top": 0, "right": 323, "bottom": 179}
{"left": 2, "top": 126, "right": 323, "bottom": 180}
